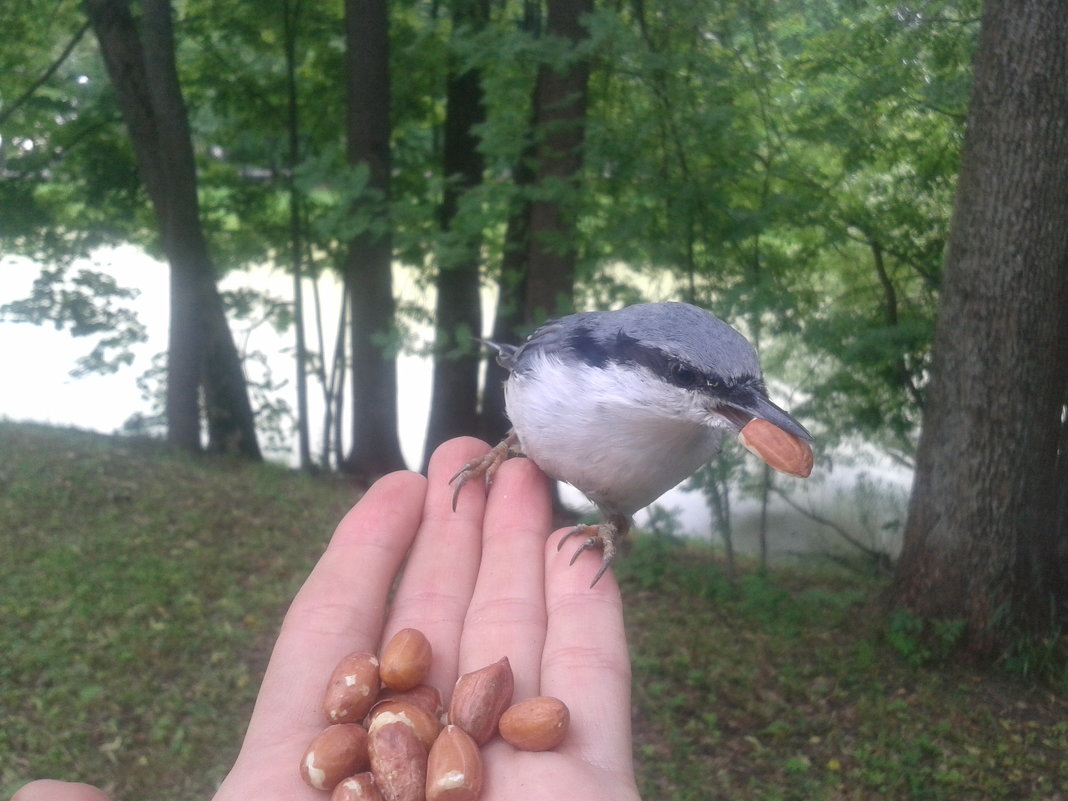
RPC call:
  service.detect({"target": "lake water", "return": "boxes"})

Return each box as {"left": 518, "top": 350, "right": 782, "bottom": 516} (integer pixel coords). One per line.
{"left": 1, "top": 248, "right": 910, "bottom": 565}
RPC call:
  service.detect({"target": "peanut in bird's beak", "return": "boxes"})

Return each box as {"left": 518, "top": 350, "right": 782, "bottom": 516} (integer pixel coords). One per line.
{"left": 738, "top": 417, "right": 813, "bottom": 478}
{"left": 717, "top": 393, "right": 813, "bottom": 478}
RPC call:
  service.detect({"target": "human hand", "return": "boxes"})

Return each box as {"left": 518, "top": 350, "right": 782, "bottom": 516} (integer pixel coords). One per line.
{"left": 15, "top": 437, "right": 640, "bottom": 801}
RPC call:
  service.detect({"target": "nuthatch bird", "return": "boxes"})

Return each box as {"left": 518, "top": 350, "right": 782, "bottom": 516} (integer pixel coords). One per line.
{"left": 452, "top": 301, "right": 813, "bottom": 586}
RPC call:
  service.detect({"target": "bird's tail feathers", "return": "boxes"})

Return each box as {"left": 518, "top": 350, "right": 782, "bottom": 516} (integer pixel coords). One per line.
{"left": 478, "top": 338, "right": 518, "bottom": 370}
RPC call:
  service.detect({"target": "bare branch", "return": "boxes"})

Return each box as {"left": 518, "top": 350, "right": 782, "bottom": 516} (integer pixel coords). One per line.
{"left": 0, "top": 19, "right": 91, "bottom": 127}
{"left": 772, "top": 485, "right": 893, "bottom": 573}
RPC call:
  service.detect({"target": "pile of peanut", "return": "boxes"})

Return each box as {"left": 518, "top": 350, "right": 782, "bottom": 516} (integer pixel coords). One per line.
{"left": 299, "top": 627, "right": 570, "bottom": 801}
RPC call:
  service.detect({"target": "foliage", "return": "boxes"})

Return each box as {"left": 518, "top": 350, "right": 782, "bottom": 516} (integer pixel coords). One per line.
{"left": 0, "top": 265, "right": 146, "bottom": 375}
{"left": 0, "top": 0, "right": 996, "bottom": 589}
{"left": 2, "top": 424, "right": 1064, "bottom": 801}
{"left": 886, "top": 608, "right": 967, "bottom": 667}
{"left": 686, "top": 450, "right": 749, "bottom": 575}
{"left": 0, "top": 0, "right": 149, "bottom": 264}
{"left": 118, "top": 285, "right": 298, "bottom": 460}
{"left": 578, "top": 0, "right": 979, "bottom": 458}
{"left": 0, "top": 1, "right": 981, "bottom": 463}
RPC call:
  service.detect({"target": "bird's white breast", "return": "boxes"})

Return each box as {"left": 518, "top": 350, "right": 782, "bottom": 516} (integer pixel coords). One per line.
{"left": 505, "top": 353, "right": 725, "bottom": 515}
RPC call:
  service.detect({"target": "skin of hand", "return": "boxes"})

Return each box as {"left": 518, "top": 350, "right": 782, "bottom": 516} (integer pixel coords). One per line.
{"left": 13, "top": 437, "right": 641, "bottom": 801}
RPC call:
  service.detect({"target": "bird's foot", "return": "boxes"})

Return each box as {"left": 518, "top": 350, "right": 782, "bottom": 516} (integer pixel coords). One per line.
{"left": 557, "top": 516, "right": 628, "bottom": 588}
{"left": 449, "top": 430, "right": 520, "bottom": 511}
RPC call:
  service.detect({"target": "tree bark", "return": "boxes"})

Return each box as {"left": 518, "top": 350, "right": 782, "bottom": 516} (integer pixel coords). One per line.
{"left": 340, "top": 0, "right": 406, "bottom": 479}
{"left": 283, "top": 0, "right": 312, "bottom": 471}
{"left": 84, "top": 0, "right": 261, "bottom": 459}
{"left": 422, "top": 0, "right": 488, "bottom": 468}
{"left": 479, "top": 184, "right": 530, "bottom": 443}
{"left": 889, "top": 0, "right": 1068, "bottom": 657}
{"left": 480, "top": 0, "right": 592, "bottom": 442}
{"left": 1055, "top": 410, "right": 1068, "bottom": 605}
{"left": 521, "top": 0, "right": 593, "bottom": 322}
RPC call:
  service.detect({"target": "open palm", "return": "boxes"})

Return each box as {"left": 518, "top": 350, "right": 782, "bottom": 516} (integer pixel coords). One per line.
{"left": 17, "top": 437, "right": 641, "bottom": 801}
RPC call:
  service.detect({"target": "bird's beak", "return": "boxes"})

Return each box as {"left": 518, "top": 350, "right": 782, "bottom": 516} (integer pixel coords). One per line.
{"left": 719, "top": 393, "right": 813, "bottom": 442}
{"left": 730, "top": 397, "right": 811, "bottom": 446}
{"left": 718, "top": 393, "right": 813, "bottom": 478}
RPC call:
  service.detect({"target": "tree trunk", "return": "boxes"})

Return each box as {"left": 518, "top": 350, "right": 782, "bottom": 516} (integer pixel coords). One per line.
{"left": 84, "top": 0, "right": 261, "bottom": 459}
{"left": 1054, "top": 410, "right": 1068, "bottom": 605}
{"left": 521, "top": 0, "right": 592, "bottom": 322}
{"left": 479, "top": 131, "right": 536, "bottom": 444}
{"left": 340, "top": 0, "right": 406, "bottom": 479}
{"left": 200, "top": 287, "right": 262, "bottom": 457}
{"left": 889, "top": 0, "right": 1068, "bottom": 657}
{"left": 283, "top": 0, "right": 312, "bottom": 471}
{"left": 422, "top": 0, "right": 488, "bottom": 468}
{"left": 480, "top": 0, "right": 592, "bottom": 441}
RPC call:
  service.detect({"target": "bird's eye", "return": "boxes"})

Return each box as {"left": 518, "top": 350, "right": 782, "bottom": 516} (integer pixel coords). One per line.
{"left": 670, "top": 361, "right": 699, "bottom": 388}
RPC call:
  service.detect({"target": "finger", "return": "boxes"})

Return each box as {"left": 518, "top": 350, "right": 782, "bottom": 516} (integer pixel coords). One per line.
{"left": 264, "top": 470, "right": 428, "bottom": 718}
{"left": 539, "top": 530, "right": 633, "bottom": 776}
{"left": 12, "top": 781, "right": 110, "bottom": 801}
{"left": 385, "top": 437, "right": 492, "bottom": 696}
{"left": 457, "top": 455, "right": 552, "bottom": 700}
{"left": 217, "top": 469, "right": 427, "bottom": 800}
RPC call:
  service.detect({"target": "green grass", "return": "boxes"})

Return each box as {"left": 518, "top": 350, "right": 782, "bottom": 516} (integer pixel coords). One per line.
{"left": 2, "top": 422, "right": 1066, "bottom": 800}
{"left": 0, "top": 422, "right": 355, "bottom": 800}
{"left": 618, "top": 539, "right": 1068, "bottom": 800}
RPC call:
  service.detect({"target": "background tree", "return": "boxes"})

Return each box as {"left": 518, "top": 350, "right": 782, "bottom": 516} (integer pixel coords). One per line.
{"left": 422, "top": 0, "right": 489, "bottom": 467}
{"left": 480, "top": 0, "right": 594, "bottom": 441}
{"left": 282, "top": 0, "right": 313, "bottom": 471}
{"left": 888, "top": 0, "right": 1068, "bottom": 658}
{"left": 84, "top": 0, "right": 261, "bottom": 458}
{"left": 520, "top": 0, "right": 593, "bottom": 320}
{"left": 340, "top": 0, "right": 406, "bottom": 478}
{"left": 4, "top": 1, "right": 1004, "bottom": 534}
{"left": 4, "top": 0, "right": 978, "bottom": 476}
{"left": 180, "top": 0, "right": 354, "bottom": 467}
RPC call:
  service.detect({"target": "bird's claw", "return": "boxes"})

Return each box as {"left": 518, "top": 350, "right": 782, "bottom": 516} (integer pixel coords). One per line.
{"left": 558, "top": 523, "right": 619, "bottom": 587}
{"left": 448, "top": 431, "right": 519, "bottom": 511}
{"left": 450, "top": 433, "right": 627, "bottom": 587}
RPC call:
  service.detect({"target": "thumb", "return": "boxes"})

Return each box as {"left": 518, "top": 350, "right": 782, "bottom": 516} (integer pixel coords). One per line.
{"left": 12, "top": 780, "right": 110, "bottom": 801}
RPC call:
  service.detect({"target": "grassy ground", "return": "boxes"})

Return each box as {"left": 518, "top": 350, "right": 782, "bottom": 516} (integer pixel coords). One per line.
{"left": 618, "top": 541, "right": 1067, "bottom": 800}
{"left": 1, "top": 422, "right": 1065, "bottom": 800}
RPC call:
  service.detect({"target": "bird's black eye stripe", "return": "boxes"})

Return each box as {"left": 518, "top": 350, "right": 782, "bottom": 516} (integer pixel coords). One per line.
{"left": 564, "top": 325, "right": 748, "bottom": 395}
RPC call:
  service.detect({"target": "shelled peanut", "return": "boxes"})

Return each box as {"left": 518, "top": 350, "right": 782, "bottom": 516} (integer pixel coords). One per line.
{"left": 738, "top": 417, "right": 813, "bottom": 477}
{"left": 426, "top": 725, "right": 481, "bottom": 801}
{"left": 498, "top": 696, "right": 570, "bottom": 752}
{"left": 323, "top": 651, "right": 381, "bottom": 724}
{"left": 298, "top": 627, "right": 572, "bottom": 801}
{"left": 379, "top": 628, "right": 433, "bottom": 691}
{"left": 300, "top": 724, "right": 371, "bottom": 791}
{"left": 447, "top": 657, "right": 514, "bottom": 746}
